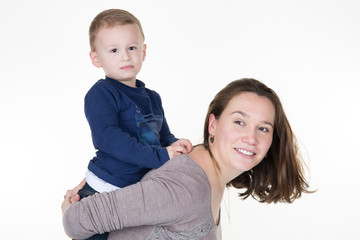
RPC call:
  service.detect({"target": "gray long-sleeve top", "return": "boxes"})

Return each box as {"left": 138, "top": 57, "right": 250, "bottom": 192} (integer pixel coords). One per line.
{"left": 63, "top": 154, "right": 221, "bottom": 239}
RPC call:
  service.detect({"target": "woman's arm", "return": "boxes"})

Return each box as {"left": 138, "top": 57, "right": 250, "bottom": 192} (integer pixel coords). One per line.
{"left": 62, "top": 158, "right": 209, "bottom": 239}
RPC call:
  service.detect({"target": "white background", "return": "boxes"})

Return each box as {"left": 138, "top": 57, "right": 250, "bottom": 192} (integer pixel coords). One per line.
{"left": 1, "top": 0, "right": 359, "bottom": 239}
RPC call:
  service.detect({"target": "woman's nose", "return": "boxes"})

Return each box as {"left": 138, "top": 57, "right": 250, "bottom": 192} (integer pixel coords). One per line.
{"left": 242, "top": 129, "right": 257, "bottom": 145}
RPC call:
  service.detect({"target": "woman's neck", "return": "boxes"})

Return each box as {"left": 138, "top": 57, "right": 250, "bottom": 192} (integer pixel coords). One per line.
{"left": 189, "top": 146, "right": 225, "bottom": 225}
{"left": 191, "top": 145, "right": 240, "bottom": 186}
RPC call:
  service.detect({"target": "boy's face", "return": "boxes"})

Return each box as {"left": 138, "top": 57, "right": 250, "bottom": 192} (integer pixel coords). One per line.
{"left": 90, "top": 23, "right": 146, "bottom": 87}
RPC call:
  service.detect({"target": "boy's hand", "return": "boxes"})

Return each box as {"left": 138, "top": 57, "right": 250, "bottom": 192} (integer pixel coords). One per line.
{"left": 61, "top": 178, "right": 86, "bottom": 215}
{"left": 166, "top": 138, "right": 193, "bottom": 159}
{"left": 61, "top": 179, "right": 85, "bottom": 239}
{"left": 174, "top": 138, "right": 193, "bottom": 153}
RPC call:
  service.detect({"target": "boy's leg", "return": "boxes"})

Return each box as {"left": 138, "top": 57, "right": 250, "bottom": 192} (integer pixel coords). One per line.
{"left": 77, "top": 182, "right": 109, "bottom": 240}
{"left": 77, "top": 182, "right": 97, "bottom": 199}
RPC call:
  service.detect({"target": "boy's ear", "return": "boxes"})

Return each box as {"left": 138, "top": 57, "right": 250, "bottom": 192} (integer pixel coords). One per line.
{"left": 208, "top": 113, "right": 217, "bottom": 136}
{"left": 89, "top": 51, "right": 102, "bottom": 68}
{"left": 142, "top": 44, "right": 147, "bottom": 61}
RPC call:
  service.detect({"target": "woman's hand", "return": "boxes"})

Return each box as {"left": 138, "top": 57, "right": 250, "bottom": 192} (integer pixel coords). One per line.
{"left": 61, "top": 178, "right": 86, "bottom": 215}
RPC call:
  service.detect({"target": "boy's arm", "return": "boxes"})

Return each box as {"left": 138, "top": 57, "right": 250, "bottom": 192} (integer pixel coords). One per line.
{"left": 158, "top": 111, "right": 178, "bottom": 146}
{"left": 155, "top": 93, "right": 193, "bottom": 156}
{"left": 85, "top": 83, "right": 169, "bottom": 168}
{"left": 155, "top": 94, "right": 179, "bottom": 146}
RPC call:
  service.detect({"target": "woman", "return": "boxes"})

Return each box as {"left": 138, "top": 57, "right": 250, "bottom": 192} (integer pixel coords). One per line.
{"left": 62, "top": 78, "right": 311, "bottom": 239}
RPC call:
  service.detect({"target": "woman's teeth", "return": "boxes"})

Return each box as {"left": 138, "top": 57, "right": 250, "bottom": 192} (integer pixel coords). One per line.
{"left": 236, "top": 148, "right": 254, "bottom": 156}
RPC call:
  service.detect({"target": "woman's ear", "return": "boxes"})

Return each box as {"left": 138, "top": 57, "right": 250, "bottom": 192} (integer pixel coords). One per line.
{"left": 89, "top": 51, "right": 102, "bottom": 68}
{"left": 208, "top": 114, "right": 217, "bottom": 136}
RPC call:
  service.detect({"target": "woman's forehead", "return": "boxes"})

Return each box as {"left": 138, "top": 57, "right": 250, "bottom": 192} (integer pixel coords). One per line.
{"left": 225, "top": 92, "right": 275, "bottom": 123}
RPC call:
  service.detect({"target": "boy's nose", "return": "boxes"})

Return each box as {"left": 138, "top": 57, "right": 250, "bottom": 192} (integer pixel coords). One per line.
{"left": 120, "top": 53, "right": 130, "bottom": 62}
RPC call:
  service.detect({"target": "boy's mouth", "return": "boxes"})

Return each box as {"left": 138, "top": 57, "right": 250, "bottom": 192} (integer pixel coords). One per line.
{"left": 120, "top": 65, "right": 134, "bottom": 70}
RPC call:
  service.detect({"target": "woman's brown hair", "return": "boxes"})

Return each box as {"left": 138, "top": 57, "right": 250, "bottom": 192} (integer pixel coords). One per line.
{"left": 203, "top": 78, "right": 311, "bottom": 203}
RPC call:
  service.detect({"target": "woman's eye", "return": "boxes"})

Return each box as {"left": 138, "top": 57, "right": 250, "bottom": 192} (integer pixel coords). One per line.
{"left": 259, "top": 127, "right": 269, "bottom": 132}
{"left": 235, "top": 121, "right": 245, "bottom": 126}
{"left": 111, "top": 49, "right": 118, "bottom": 53}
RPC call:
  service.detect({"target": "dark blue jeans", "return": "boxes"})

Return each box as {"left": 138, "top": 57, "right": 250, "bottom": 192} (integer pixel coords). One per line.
{"left": 77, "top": 182, "right": 109, "bottom": 240}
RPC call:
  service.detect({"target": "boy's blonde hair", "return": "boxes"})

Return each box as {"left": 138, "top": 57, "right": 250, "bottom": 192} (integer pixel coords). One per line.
{"left": 89, "top": 9, "right": 145, "bottom": 51}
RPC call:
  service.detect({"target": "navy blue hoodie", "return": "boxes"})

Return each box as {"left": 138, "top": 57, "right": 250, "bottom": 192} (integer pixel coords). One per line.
{"left": 85, "top": 77, "right": 177, "bottom": 187}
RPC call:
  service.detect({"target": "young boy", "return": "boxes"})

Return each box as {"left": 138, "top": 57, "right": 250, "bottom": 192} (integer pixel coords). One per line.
{"left": 78, "top": 9, "right": 192, "bottom": 238}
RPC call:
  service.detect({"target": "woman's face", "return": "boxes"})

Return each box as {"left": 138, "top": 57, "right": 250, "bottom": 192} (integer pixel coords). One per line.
{"left": 209, "top": 92, "right": 275, "bottom": 176}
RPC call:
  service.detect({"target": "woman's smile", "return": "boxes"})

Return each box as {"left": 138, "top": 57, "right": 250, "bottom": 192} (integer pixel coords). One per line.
{"left": 209, "top": 91, "right": 275, "bottom": 176}
{"left": 235, "top": 148, "right": 255, "bottom": 156}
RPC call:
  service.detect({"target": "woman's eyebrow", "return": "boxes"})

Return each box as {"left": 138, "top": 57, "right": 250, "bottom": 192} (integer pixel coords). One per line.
{"left": 231, "top": 110, "right": 274, "bottom": 128}
{"left": 262, "top": 121, "right": 274, "bottom": 128}
{"left": 231, "top": 110, "right": 247, "bottom": 117}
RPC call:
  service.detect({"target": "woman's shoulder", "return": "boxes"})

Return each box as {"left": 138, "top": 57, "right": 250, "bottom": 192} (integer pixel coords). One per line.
{"left": 143, "top": 154, "right": 211, "bottom": 196}
{"left": 164, "top": 153, "right": 201, "bottom": 168}
{"left": 154, "top": 154, "right": 206, "bottom": 176}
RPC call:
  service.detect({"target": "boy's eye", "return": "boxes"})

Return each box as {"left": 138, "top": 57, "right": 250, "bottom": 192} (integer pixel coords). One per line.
{"left": 111, "top": 49, "right": 118, "bottom": 53}
{"left": 128, "top": 46, "right": 136, "bottom": 50}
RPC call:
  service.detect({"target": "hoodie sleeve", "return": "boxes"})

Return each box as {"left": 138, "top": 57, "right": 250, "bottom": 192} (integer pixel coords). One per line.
{"left": 62, "top": 156, "right": 210, "bottom": 239}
